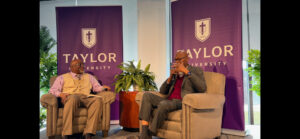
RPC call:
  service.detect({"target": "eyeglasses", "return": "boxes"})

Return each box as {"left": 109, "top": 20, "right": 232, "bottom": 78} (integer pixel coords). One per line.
{"left": 73, "top": 63, "right": 84, "bottom": 67}
{"left": 174, "top": 56, "right": 187, "bottom": 61}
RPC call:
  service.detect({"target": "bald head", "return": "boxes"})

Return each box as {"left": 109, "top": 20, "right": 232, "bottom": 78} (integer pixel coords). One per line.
{"left": 175, "top": 51, "right": 189, "bottom": 67}
{"left": 70, "top": 59, "right": 84, "bottom": 74}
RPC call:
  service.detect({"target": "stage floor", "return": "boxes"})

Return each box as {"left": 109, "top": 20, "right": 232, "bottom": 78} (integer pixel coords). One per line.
{"left": 39, "top": 124, "right": 259, "bottom": 139}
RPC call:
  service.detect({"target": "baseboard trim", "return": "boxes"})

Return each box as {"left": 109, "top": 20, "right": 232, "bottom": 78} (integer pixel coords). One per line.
{"left": 221, "top": 128, "right": 249, "bottom": 137}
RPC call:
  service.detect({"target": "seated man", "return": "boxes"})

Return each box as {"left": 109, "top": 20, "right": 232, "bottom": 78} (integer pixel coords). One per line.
{"left": 139, "top": 51, "right": 207, "bottom": 139}
{"left": 49, "top": 59, "right": 111, "bottom": 139}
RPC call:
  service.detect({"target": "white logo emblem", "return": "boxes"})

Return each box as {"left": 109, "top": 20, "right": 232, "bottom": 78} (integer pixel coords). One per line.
{"left": 195, "top": 18, "right": 211, "bottom": 42}
{"left": 82, "top": 28, "right": 96, "bottom": 48}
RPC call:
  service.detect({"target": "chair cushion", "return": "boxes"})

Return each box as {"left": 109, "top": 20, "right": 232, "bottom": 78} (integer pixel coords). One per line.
{"left": 161, "top": 121, "right": 181, "bottom": 132}
{"left": 58, "top": 108, "right": 88, "bottom": 118}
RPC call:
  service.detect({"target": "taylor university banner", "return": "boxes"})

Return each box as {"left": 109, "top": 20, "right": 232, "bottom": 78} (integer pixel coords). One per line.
{"left": 56, "top": 6, "right": 123, "bottom": 120}
{"left": 172, "top": 0, "right": 244, "bottom": 131}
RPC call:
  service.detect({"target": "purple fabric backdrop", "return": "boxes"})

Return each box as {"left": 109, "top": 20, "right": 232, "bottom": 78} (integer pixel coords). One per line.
{"left": 56, "top": 6, "right": 123, "bottom": 120}
{"left": 172, "top": 0, "right": 244, "bottom": 130}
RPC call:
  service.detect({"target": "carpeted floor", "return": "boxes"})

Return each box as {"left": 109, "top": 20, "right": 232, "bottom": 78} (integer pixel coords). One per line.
{"left": 40, "top": 124, "right": 259, "bottom": 139}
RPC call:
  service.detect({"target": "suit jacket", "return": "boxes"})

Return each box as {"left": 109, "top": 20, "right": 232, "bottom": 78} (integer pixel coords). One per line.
{"left": 159, "top": 65, "right": 207, "bottom": 98}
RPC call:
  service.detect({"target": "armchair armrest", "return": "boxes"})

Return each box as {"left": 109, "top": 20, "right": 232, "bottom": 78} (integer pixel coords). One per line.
{"left": 40, "top": 93, "right": 58, "bottom": 108}
{"left": 182, "top": 93, "right": 225, "bottom": 110}
{"left": 96, "top": 91, "right": 116, "bottom": 104}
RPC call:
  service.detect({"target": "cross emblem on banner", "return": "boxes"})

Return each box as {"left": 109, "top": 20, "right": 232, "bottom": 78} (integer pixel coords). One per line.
{"left": 195, "top": 18, "right": 211, "bottom": 42}
{"left": 86, "top": 31, "right": 92, "bottom": 42}
{"left": 81, "top": 28, "right": 97, "bottom": 48}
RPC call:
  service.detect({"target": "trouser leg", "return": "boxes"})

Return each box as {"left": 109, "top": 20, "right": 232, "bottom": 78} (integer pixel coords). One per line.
{"left": 80, "top": 96, "right": 103, "bottom": 135}
{"left": 62, "top": 94, "right": 81, "bottom": 136}
{"left": 139, "top": 93, "right": 165, "bottom": 122}
{"left": 150, "top": 99, "right": 182, "bottom": 134}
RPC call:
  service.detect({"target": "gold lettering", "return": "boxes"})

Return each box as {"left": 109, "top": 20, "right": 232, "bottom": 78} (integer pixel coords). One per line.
{"left": 186, "top": 49, "right": 193, "bottom": 59}
{"left": 98, "top": 53, "right": 107, "bottom": 62}
{"left": 63, "top": 54, "right": 71, "bottom": 63}
{"left": 193, "top": 48, "right": 201, "bottom": 59}
{"left": 212, "top": 46, "right": 222, "bottom": 57}
{"left": 80, "top": 54, "right": 89, "bottom": 63}
{"left": 204, "top": 48, "right": 211, "bottom": 58}
{"left": 72, "top": 54, "right": 79, "bottom": 60}
{"left": 224, "top": 45, "right": 234, "bottom": 56}
{"left": 90, "top": 53, "right": 97, "bottom": 63}
{"left": 109, "top": 53, "right": 116, "bottom": 62}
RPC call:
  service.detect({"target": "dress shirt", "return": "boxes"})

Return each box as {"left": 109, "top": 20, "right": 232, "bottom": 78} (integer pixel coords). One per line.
{"left": 49, "top": 72, "right": 104, "bottom": 97}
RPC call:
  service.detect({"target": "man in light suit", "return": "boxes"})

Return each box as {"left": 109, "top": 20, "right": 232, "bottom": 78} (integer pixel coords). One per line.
{"left": 139, "top": 51, "right": 207, "bottom": 139}
{"left": 49, "top": 59, "right": 111, "bottom": 139}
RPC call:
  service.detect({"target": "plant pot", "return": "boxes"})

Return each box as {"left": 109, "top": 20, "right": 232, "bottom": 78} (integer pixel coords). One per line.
{"left": 119, "top": 91, "right": 140, "bottom": 129}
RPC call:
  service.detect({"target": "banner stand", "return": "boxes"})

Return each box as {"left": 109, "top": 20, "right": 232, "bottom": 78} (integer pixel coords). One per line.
{"left": 221, "top": 128, "right": 249, "bottom": 137}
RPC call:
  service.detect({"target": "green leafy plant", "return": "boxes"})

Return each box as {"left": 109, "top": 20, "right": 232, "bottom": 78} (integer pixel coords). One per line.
{"left": 40, "top": 26, "right": 57, "bottom": 92}
{"left": 40, "top": 106, "right": 47, "bottom": 128}
{"left": 40, "top": 26, "right": 57, "bottom": 128}
{"left": 114, "top": 60, "right": 157, "bottom": 93}
{"left": 247, "top": 49, "right": 260, "bottom": 96}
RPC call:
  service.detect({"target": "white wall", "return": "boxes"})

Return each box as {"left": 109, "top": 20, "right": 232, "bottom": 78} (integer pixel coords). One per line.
{"left": 137, "top": 0, "right": 169, "bottom": 88}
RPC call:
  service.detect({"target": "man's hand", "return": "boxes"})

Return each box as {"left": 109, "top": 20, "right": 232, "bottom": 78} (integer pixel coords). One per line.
{"left": 59, "top": 93, "right": 70, "bottom": 105}
{"left": 102, "top": 85, "right": 111, "bottom": 91}
{"left": 174, "top": 62, "right": 189, "bottom": 74}
{"left": 167, "top": 64, "right": 177, "bottom": 84}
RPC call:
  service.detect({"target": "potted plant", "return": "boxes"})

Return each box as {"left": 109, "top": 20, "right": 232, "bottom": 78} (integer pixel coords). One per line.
{"left": 114, "top": 60, "right": 157, "bottom": 129}
{"left": 114, "top": 60, "right": 157, "bottom": 92}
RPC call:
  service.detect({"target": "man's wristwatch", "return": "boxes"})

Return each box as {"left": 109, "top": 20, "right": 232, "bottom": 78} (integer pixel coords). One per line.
{"left": 187, "top": 71, "right": 191, "bottom": 76}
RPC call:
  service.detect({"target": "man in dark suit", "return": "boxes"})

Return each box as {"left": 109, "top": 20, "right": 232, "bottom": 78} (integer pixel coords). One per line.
{"left": 139, "top": 51, "right": 207, "bottom": 139}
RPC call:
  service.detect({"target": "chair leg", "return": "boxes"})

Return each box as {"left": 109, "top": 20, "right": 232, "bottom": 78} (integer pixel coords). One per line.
{"left": 102, "top": 130, "right": 108, "bottom": 137}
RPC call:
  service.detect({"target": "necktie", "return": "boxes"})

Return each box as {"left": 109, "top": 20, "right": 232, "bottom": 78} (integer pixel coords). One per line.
{"left": 76, "top": 74, "right": 81, "bottom": 80}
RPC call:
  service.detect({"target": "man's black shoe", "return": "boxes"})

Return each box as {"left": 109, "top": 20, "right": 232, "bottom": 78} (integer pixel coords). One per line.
{"left": 140, "top": 125, "right": 152, "bottom": 139}
{"left": 83, "top": 133, "right": 95, "bottom": 139}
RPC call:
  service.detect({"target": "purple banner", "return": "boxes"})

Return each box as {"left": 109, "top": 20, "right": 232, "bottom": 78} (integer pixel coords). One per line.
{"left": 56, "top": 6, "right": 123, "bottom": 120}
{"left": 172, "top": 0, "right": 244, "bottom": 130}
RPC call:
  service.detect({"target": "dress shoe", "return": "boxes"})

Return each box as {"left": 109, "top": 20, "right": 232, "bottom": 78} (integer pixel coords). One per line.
{"left": 83, "top": 133, "right": 94, "bottom": 139}
{"left": 140, "top": 125, "right": 152, "bottom": 139}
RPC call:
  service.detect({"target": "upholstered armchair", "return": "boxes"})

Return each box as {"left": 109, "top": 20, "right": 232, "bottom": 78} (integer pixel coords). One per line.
{"left": 135, "top": 71, "right": 226, "bottom": 139}
{"left": 40, "top": 76, "right": 116, "bottom": 139}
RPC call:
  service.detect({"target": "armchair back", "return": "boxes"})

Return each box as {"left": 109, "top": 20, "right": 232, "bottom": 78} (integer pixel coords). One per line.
{"left": 203, "top": 72, "right": 226, "bottom": 95}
